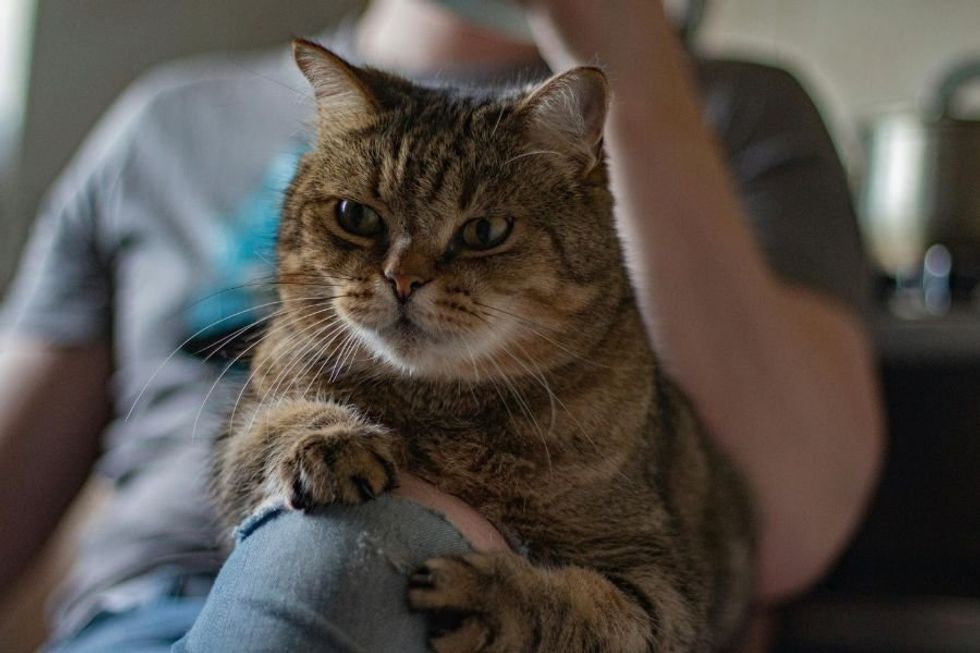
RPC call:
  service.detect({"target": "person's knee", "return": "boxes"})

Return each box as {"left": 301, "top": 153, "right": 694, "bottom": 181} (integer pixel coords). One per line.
{"left": 175, "top": 497, "right": 472, "bottom": 653}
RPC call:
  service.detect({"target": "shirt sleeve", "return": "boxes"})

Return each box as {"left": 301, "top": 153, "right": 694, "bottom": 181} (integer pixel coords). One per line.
{"left": 0, "top": 74, "right": 149, "bottom": 345}
{"left": 1, "top": 179, "right": 112, "bottom": 345}
{"left": 698, "top": 59, "right": 871, "bottom": 317}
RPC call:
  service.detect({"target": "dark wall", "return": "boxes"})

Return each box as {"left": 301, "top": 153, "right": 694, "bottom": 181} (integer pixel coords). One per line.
{"left": 2, "top": 0, "right": 363, "bottom": 290}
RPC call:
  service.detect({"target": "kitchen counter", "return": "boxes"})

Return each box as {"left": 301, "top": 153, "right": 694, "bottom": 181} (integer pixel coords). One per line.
{"left": 872, "top": 307, "right": 980, "bottom": 362}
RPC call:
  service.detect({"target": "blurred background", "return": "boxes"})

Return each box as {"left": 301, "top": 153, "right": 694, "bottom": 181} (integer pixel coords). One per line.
{"left": 0, "top": 1, "right": 979, "bottom": 651}
{"left": 3, "top": 0, "right": 980, "bottom": 292}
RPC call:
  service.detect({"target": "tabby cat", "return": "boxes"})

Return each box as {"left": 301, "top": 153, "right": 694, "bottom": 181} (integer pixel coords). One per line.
{"left": 213, "top": 39, "right": 754, "bottom": 653}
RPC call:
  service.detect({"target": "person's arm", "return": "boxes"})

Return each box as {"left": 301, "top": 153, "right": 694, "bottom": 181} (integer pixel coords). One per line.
{"left": 0, "top": 338, "right": 111, "bottom": 594}
{"left": 520, "top": 0, "right": 884, "bottom": 601}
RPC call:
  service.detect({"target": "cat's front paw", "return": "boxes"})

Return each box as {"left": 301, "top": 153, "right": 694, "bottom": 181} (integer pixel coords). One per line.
{"left": 407, "top": 553, "right": 534, "bottom": 653}
{"left": 277, "top": 424, "right": 398, "bottom": 510}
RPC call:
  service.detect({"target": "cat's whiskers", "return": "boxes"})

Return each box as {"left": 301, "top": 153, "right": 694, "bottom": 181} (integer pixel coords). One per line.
{"left": 300, "top": 321, "right": 361, "bottom": 398}
{"left": 497, "top": 342, "right": 559, "bottom": 438}
{"left": 259, "top": 307, "right": 342, "bottom": 392}
{"left": 192, "top": 299, "right": 336, "bottom": 441}
{"left": 196, "top": 304, "right": 292, "bottom": 362}
{"left": 191, "top": 309, "right": 298, "bottom": 440}
{"left": 483, "top": 351, "right": 554, "bottom": 474}
{"left": 507, "top": 338, "right": 604, "bottom": 457}
{"left": 126, "top": 296, "right": 297, "bottom": 421}
{"left": 242, "top": 317, "right": 346, "bottom": 438}
{"left": 226, "top": 302, "right": 340, "bottom": 425}
{"left": 474, "top": 301, "right": 612, "bottom": 369}
{"left": 259, "top": 316, "right": 343, "bottom": 418}
{"left": 472, "top": 305, "right": 609, "bottom": 459}
{"left": 464, "top": 310, "right": 558, "bottom": 438}
{"left": 279, "top": 316, "right": 350, "bottom": 402}
{"left": 464, "top": 339, "right": 514, "bottom": 421}
{"left": 185, "top": 273, "right": 354, "bottom": 312}
{"left": 265, "top": 315, "right": 346, "bottom": 407}
{"left": 274, "top": 288, "right": 375, "bottom": 396}
{"left": 479, "top": 315, "right": 639, "bottom": 488}
{"left": 328, "top": 330, "right": 360, "bottom": 384}
{"left": 280, "top": 292, "right": 358, "bottom": 392}
{"left": 339, "top": 330, "right": 368, "bottom": 381}
{"left": 277, "top": 271, "right": 359, "bottom": 285}
{"left": 191, "top": 328, "right": 275, "bottom": 443}
{"left": 236, "top": 303, "right": 346, "bottom": 429}
{"left": 130, "top": 279, "right": 352, "bottom": 422}
{"left": 320, "top": 330, "right": 354, "bottom": 386}
{"left": 448, "top": 339, "right": 483, "bottom": 411}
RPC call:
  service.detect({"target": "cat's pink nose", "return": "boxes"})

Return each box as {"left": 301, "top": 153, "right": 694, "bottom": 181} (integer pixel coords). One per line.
{"left": 385, "top": 271, "right": 428, "bottom": 302}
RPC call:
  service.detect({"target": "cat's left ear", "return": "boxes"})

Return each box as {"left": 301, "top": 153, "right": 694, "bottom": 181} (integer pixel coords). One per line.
{"left": 518, "top": 67, "right": 610, "bottom": 174}
{"left": 293, "top": 39, "right": 379, "bottom": 135}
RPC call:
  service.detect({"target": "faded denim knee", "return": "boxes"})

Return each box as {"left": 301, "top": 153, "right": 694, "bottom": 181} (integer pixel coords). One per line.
{"left": 174, "top": 497, "right": 472, "bottom": 653}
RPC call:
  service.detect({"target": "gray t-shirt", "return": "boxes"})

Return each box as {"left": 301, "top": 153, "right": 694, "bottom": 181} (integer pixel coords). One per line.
{"left": 0, "top": 40, "right": 867, "bottom": 639}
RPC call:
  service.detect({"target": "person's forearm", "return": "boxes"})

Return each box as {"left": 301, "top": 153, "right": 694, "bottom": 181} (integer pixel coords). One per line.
{"left": 607, "top": 19, "right": 883, "bottom": 601}
{"left": 0, "top": 340, "right": 110, "bottom": 593}
{"left": 524, "top": 1, "right": 884, "bottom": 600}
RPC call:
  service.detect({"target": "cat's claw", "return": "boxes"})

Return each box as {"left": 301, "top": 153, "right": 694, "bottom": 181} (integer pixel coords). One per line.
{"left": 278, "top": 424, "right": 397, "bottom": 510}
{"left": 408, "top": 553, "right": 532, "bottom": 653}
{"left": 353, "top": 475, "right": 377, "bottom": 501}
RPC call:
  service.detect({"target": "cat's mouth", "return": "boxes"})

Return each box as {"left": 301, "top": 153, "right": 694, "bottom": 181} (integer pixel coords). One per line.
{"left": 383, "top": 312, "right": 438, "bottom": 343}
{"left": 338, "top": 290, "right": 515, "bottom": 380}
{"left": 393, "top": 314, "right": 419, "bottom": 333}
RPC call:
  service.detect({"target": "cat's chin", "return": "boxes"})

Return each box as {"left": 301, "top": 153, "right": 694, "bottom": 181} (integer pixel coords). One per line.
{"left": 348, "top": 319, "right": 506, "bottom": 382}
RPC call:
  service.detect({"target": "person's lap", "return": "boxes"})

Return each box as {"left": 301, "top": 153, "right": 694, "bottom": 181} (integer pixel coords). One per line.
{"left": 47, "top": 496, "right": 473, "bottom": 653}
{"left": 46, "top": 597, "right": 207, "bottom": 653}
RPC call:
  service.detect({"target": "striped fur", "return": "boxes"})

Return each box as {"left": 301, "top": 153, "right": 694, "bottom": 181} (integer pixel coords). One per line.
{"left": 212, "top": 41, "right": 754, "bottom": 652}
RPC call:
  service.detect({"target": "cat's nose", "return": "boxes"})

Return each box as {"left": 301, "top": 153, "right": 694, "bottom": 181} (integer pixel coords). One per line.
{"left": 385, "top": 271, "right": 429, "bottom": 303}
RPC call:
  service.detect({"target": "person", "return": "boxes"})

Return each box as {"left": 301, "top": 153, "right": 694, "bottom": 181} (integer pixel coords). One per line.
{"left": 0, "top": 0, "right": 883, "bottom": 651}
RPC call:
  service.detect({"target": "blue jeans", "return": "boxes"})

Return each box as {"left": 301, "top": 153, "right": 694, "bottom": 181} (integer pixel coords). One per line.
{"left": 49, "top": 497, "right": 473, "bottom": 653}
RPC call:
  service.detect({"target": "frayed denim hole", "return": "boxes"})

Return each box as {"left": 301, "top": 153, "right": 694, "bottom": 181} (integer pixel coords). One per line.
{"left": 234, "top": 503, "right": 288, "bottom": 542}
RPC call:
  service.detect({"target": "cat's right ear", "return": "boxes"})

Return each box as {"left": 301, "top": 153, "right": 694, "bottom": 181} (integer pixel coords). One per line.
{"left": 518, "top": 66, "right": 610, "bottom": 174}
{"left": 293, "top": 39, "right": 379, "bottom": 134}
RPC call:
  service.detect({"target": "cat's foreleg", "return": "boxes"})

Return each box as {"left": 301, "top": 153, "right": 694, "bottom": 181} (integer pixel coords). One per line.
{"left": 213, "top": 396, "right": 402, "bottom": 525}
{"left": 407, "top": 551, "right": 701, "bottom": 653}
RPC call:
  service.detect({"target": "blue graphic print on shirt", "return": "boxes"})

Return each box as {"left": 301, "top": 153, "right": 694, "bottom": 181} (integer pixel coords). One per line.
{"left": 183, "top": 144, "right": 307, "bottom": 361}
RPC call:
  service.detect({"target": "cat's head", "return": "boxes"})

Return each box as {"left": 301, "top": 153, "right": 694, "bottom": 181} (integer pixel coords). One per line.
{"left": 278, "top": 40, "right": 628, "bottom": 382}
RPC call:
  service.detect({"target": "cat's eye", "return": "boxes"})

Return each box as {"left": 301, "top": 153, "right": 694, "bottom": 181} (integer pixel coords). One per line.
{"left": 335, "top": 200, "right": 384, "bottom": 237}
{"left": 459, "top": 216, "right": 513, "bottom": 251}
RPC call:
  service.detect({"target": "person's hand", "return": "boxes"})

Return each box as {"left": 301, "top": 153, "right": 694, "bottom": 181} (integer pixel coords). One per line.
{"left": 393, "top": 473, "right": 511, "bottom": 553}
{"left": 515, "top": 0, "right": 671, "bottom": 79}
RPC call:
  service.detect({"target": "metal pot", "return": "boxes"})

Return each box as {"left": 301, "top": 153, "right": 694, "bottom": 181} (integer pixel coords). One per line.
{"left": 859, "top": 59, "right": 980, "bottom": 296}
